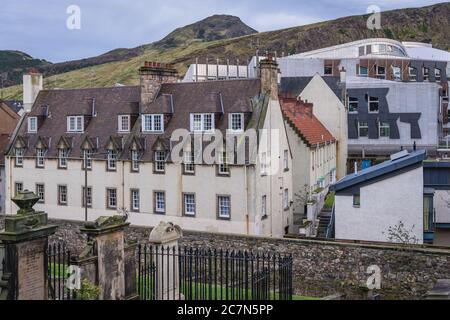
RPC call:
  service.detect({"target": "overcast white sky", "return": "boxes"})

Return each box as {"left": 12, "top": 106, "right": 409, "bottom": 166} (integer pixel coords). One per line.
{"left": 0, "top": 0, "right": 447, "bottom": 62}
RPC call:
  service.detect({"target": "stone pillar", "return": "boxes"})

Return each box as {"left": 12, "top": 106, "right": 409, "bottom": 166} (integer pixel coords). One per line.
{"left": 124, "top": 243, "right": 138, "bottom": 300}
{"left": 148, "top": 222, "right": 183, "bottom": 300}
{"left": 0, "top": 190, "right": 57, "bottom": 300}
{"left": 80, "top": 216, "right": 130, "bottom": 300}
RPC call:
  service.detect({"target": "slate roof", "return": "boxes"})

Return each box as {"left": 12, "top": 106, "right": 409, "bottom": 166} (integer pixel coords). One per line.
{"left": 280, "top": 98, "right": 335, "bottom": 147}
{"left": 331, "top": 149, "right": 427, "bottom": 193}
{"left": 2, "top": 100, "right": 23, "bottom": 114}
{"left": 279, "top": 76, "right": 345, "bottom": 101}
{"left": 11, "top": 79, "right": 265, "bottom": 163}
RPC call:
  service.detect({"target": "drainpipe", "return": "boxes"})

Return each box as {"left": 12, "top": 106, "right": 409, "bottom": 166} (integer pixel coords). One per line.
{"left": 122, "top": 160, "right": 125, "bottom": 213}
{"left": 245, "top": 165, "right": 249, "bottom": 235}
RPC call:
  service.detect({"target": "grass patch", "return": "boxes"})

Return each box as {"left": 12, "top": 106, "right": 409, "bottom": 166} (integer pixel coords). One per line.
{"left": 49, "top": 263, "right": 70, "bottom": 279}
{"left": 324, "top": 192, "right": 335, "bottom": 209}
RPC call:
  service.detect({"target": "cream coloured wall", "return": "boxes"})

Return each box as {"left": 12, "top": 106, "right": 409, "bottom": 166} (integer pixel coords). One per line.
{"left": 299, "top": 74, "right": 348, "bottom": 179}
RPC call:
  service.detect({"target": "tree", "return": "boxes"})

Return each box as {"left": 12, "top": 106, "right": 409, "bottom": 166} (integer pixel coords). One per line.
{"left": 384, "top": 221, "right": 419, "bottom": 245}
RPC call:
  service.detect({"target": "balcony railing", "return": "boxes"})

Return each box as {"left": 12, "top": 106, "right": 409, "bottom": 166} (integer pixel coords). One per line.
{"left": 438, "top": 138, "right": 450, "bottom": 150}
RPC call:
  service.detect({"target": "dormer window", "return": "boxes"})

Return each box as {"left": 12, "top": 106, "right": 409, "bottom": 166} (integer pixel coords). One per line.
{"left": 118, "top": 115, "right": 131, "bottom": 132}
{"left": 142, "top": 114, "right": 164, "bottom": 132}
{"left": 131, "top": 150, "right": 140, "bottom": 172}
{"left": 229, "top": 113, "right": 244, "bottom": 132}
{"left": 67, "top": 116, "right": 84, "bottom": 133}
{"left": 15, "top": 148, "right": 24, "bottom": 167}
{"left": 191, "top": 114, "right": 214, "bottom": 133}
{"left": 28, "top": 117, "right": 38, "bottom": 133}
{"left": 107, "top": 150, "right": 118, "bottom": 171}
{"left": 36, "top": 148, "right": 46, "bottom": 168}
{"left": 58, "top": 149, "right": 68, "bottom": 169}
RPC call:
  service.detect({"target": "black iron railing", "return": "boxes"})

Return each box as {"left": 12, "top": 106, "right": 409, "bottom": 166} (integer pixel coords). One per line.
{"left": 47, "top": 242, "right": 73, "bottom": 300}
{"left": 137, "top": 244, "right": 293, "bottom": 301}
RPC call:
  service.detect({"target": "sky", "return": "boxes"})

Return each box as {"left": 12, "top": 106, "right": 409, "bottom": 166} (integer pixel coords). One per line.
{"left": 0, "top": 0, "right": 447, "bottom": 63}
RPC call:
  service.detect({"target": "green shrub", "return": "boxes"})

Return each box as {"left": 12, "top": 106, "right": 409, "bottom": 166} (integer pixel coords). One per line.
{"left": 74, "top": 279, "right": 101, "bottom": 300}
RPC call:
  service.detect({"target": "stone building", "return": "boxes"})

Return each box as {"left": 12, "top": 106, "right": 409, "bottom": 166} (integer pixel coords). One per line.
{"left": 5, "top": 59, "right": 294, "bottom": 238}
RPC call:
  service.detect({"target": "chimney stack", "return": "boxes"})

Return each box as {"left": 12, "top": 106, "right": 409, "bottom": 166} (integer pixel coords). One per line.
{"left": 259, "top": 54, "right": 280, "bottom": 101}
{"left": 23, "top": 71, "right": 43, "bottom": 113}
{"left": 139, "top": 62, "right": 178, "bottom": 106}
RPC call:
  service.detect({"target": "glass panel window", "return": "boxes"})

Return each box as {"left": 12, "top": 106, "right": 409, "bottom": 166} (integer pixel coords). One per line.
{"left": 142, "top": 114, "right": 164, "bottom": 132}
{"left": 107, "top": 188, "right": 117, "bottom": 209}
{"left": 15, "top": 182, "right": 23, "bottom": 196}
{"left": 353, "top": 195, "right": 361, "bottom": 207}
{"left": 155, "top": 151, "right": 166, "bottom": 172}
{"left": 58, "top": 185, "right": 68, "bottom": 206}
{"left": 423, "top": 67, "right": 430, "bottom": 81}
{"left": 368, "top": 96, "right": 379, "bottom": 113}
{"left": 392, "top": 66, "right": 401, "bottom": 81}
{"left": 379, "top": 122, "right": 390, "bottom": 138}
{"left": 184, "top": 194, "right": 196, "bottom": 216}
{"left": 82, "top": 187, "right": 92, "bottom": 208}
{"left": 58, "top": 149, "right": 68, "bottom": 168}
{"left": 131, "top": 189, "right": 140, "bottom": 211}
{"left": 409, "top": 67, "right": 417, "bottom": 81}
{"left": 36, "top": 184, "right": 45, "bottom": 203}
{"left": 359, "top": 66, "right": 368, "bottom": 77}
{"left": 376, "top": 66, "right": 386, "bottom": 79}
{"left": 107, "top": 150, "right": 117, "bottom": 170}
{"left": 191, "top": 114, "right": 215, "bottom": 132}
{"left": 36, "top": 148, "right": 45, "bottom": 168}
{"left": 229, "top": 113, "right": 244, "bottom": 132}
{"left": 15, "top": 148, "right": 24, "bottom": 167}
{"left": 131, "top": 150, "right": 140, "bottom": 171}
{"left": 184, "top": 151, "right": 195, "bottom": 174}
{"left": 358, "top": 122, "right": 369, "bottom": 137}
{"left": 83, "top": 149, "right": 93, "bottom": 169}
{"left": 435, "top": 68, "right": 441, "bottom": 82}
{"left": 155, "top": 192, "right": 166, "bottom": 214}
{"left": 324, "top": 64, "right": 333, "bottom": 75}
{"left": 28, "top": 117, "right": 37, "bottom": 133}
{"left": 218, "top": 196, "right": 231, "bottom": 219}
{"left": 118, "top": 115, "right": 130, "bottom": 132}
{"left": 218, "top": 152, "right": 230, "bottom": 175}
{"left": 349, "top": 97, "right": 358, "bottom": 113}
{"left": 283, "top": 189, "right": 289, "bottom": 210}
{"left": 67, "top": 116, "right": 84, "bottom": 132}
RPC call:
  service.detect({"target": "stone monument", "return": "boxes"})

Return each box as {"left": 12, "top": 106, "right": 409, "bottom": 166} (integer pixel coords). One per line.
{"left": 0, "top": 190, "right": 57, "bottom": 300}
{"left": 148, "top": 221, "right": 183, "bottom": 300}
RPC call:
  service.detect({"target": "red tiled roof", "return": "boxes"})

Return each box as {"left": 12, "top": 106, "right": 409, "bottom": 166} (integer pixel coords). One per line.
{"left": 0, "top": 134, "right": 11, "bottom": 166}
{"left": 280, "top": 98, "right": 336, "bottom": 147}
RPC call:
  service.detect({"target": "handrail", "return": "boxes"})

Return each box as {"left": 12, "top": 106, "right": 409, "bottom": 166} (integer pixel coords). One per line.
{"left": 325, "top": 205, "right": 335, "bottom": 239}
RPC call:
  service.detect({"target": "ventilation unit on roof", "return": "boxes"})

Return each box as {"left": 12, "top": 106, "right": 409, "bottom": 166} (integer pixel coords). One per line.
{"left": 390, "top": 150, "right": 409, "bottom": 161}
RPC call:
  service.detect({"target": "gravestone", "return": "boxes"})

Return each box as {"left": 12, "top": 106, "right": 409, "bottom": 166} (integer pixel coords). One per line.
{"left": 0, "top": 190, "right": 57, "bottom": 300}
{"left": 148, "top": 221, "right": 183, "bottom": 300}
{"left": 80, "top": 215, "right": 130, "bottom": 300}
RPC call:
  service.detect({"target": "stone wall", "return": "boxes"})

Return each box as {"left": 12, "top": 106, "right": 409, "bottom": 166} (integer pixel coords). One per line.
{"left": 48, "top": 219, "right": 450, "bottom": 300}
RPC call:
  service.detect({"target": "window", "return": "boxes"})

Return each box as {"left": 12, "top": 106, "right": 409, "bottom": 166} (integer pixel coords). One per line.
{"left": 83, "top": 149, "right": 93, "bottom": 169}
{"left": 15, "top": 148, "right": 24, "bottom": 167}
{"left": 348, "top": 97, "right": 358, "bottom": 113}
{"left": 324, "top": 64, "right": 333, "bottom": 75}
{"left": 261, "top": 195, "right": 267, "bottom": 218}
{"left": 183, "top": 151, "right": 195, "bottom": 174}
{"left": 376, "top": 66, "right": 386, "bottom": 79}
{"left": 392, "top": 66, "right": 402, "bottom": 81}
{"left": 131, "top": 189, "right": 140, "bottom": 212}
{"left": 36, "top": 184, "right": 45, "bottom": 203}
{"left": 359, "top": 66, "right": 368, "bottom": 77}
{"left": 154, "top": 151, "right": 166, "bottom": 173}
{"left": 423, "top": 67, "right": 430, "bottom": 81}
{"left": 353, "top": 195, "right": 360, "bottom": 207}
{"left": 409, "top": 67, "right": 417, "bottom": 81}
{"left": 358, "top": 46, "right": 365, "bottom": 56}
{"left": 260, "top": 152, "right": 268, "bottom": 175}
{"left": 154, "top": 191, "right": 166, "bottom": 214}
{"left": 131, "top": 150, "right": 140, "bottom": 172}
{"left": 435, "top": 68, "right": 441, "bottom": 82}
{"left": 36, "top": 148, "right": 45, "bottom": 168}
{"left": 58, "top": 149, "right": 68, "bottom": 168}
{"left": 283, "top": 150, "right": 289, "bottom": 171}
{"left": 379, "top": 122, "right": 390, "bottom": 138}
{"left": 183, "top": 193, "right": 196, "bottom": 216}
{"left": 217, "top": 196, "right": 231, "bottom": 219}
{"left": 82, "top": 187, "right": 92, "bottom": 208}
{"left": 190, "top": 114, "right": 214, "bottom": 132}
{"left": 58, "top": 185, "right": 68, "bottom": 206}
{"left": 28, "top": 117, "right": 37, "bottom": 133}
{"left": 229, "top": 113, "right": 244, "bottom": 132}
{"left": 368, "top": 96, "right": 379, "bottom": 113}
{"left": 107, "top": 150, "right": 117, "bottom": 171}
{"left": 67, "top": 116, "right": 84, "bottom": 133}
{"left": 358, "top": 122, "right": 369, "bottom": 137}
{"left": 218, "top": 152, "right": 230, "bottom": 175}
{"left": 15, "top": 182, "right": 23, "bottom": 196}
{"left": 107, "top": 188, "right": 117, "bottom": 209}
{"left": 118, "top": 115, "right": 131, "bottom": 132}
{"left": 283, "top": 189, "right": 289, "bottom": 210}
{"left": 142, "top": 114, "right": 164, "bottom": 132}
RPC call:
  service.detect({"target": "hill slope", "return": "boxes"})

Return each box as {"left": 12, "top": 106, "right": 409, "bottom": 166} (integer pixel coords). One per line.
{"left": 2, "top": 2, "right": 450, "bottom": 100}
